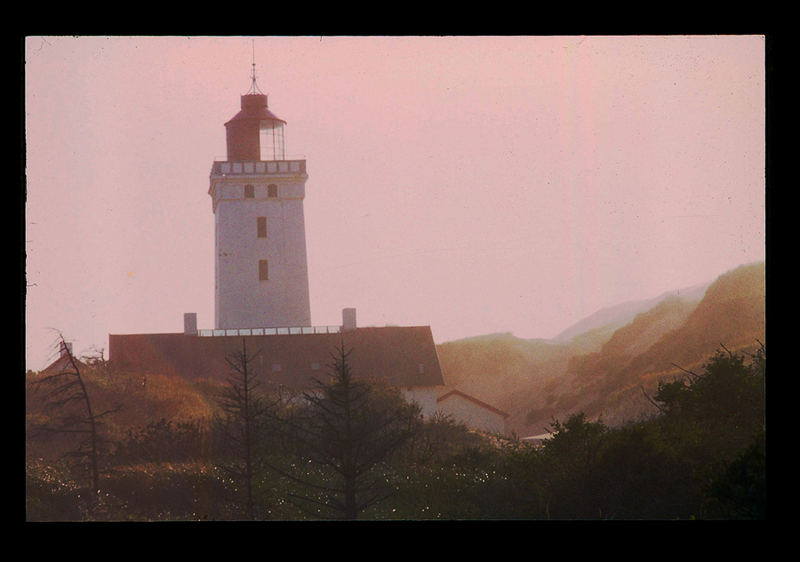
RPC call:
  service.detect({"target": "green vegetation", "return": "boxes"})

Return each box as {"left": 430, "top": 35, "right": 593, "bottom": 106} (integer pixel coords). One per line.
{"left": 26, "top": 341, "right": 765, "bottom": 520}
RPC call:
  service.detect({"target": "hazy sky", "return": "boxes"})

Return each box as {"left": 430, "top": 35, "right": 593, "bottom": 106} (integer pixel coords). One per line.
{"left": 24, "top": 35, "right": 765, "bottom": 370}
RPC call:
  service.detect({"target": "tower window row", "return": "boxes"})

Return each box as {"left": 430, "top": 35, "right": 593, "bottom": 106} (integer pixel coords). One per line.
{"left": 244, "top": 184, "right": 279, "bottom": 199}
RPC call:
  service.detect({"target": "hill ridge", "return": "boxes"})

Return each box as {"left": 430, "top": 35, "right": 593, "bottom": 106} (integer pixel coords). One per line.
{"left": 436, "top": 261, "right": 765, "bottom": 434}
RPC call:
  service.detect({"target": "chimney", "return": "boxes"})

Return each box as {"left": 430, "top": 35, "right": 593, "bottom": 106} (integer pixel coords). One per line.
{"left": 342, "top": 308, "right": 357, "bottom": 331}
{"left": 184, "top": 313, "right": 198, "bottom": 336}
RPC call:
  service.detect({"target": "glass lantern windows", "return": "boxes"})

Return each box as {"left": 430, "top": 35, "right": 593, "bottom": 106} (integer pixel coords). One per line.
{"left": 259, "top": 119, "right": 285, "bottom": 161}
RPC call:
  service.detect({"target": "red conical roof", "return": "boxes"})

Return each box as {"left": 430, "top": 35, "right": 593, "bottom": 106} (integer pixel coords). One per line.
{"left": 224, "top": 93, "right": 286, "bottom": 126}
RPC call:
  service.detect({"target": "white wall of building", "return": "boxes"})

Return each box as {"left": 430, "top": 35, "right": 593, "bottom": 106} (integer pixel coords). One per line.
{"left": 401, "top": 386, "right": 441, "bottom": 419}
{"left": 437, "top": 393, "right": 508, "bottom": 435}
{"left": 211, "top": 169, "right": 311, "bottom": 330}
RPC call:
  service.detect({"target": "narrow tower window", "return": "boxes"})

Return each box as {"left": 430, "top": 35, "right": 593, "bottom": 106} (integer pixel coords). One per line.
{"left": 244, "top": 184, "right": 255, "bottom": 198}
{"left": 268, "top": 184, "right": 278, "bottom": 198}
{"left": 258, "top": 259, "right": 269, "bottom": 281}
{"left": 257, "top": 216, "right": 267, "bottom": 238}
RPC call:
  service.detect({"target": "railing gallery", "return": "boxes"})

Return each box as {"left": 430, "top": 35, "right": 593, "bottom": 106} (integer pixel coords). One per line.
{"left": 210, "top": 160, "right": 306, "bottom": 176}
{"left": 197, "top": 325, "right": 341, "bottom": 337}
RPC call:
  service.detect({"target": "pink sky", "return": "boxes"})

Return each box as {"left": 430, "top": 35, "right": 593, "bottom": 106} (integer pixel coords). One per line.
{"left": 24, "top": 36, "right": 765, "bottom": 370}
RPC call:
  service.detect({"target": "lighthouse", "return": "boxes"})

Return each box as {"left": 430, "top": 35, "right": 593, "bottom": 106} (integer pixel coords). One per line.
{"left": 208, "top": 68, "right": 311, "bottom": 330}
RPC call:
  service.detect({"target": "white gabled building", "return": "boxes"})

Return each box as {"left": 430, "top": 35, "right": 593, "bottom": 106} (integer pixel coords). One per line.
{"left": 436, "top": 389, "right": 510, "bottom": 435}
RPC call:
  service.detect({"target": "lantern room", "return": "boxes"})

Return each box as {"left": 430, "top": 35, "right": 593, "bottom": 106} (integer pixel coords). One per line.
{"left": 224, "top": 93, "right": 287, "bottom": 161}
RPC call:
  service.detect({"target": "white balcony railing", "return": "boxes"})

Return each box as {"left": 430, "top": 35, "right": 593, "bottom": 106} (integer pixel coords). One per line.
{"left": 197, "top": 325, "right": 341, "bottom": 337}
{"left": 210, "top": 159, "right": 306, "bottom": 176}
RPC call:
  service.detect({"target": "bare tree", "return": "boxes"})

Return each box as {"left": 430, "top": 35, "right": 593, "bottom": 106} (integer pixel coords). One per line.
{"left": 29, "top": 335, "right": 119, "bottom": 508}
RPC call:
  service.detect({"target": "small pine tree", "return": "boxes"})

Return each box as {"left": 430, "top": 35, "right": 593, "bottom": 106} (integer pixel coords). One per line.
{"left": 214, "top": 338, "right": 273, "bottom": 520}
{"left": 271, "top": 341, "right": 422, "bottom": 520}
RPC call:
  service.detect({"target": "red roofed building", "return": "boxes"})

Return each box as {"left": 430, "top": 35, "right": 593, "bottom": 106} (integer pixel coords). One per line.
{"left": 108, "top": 314, "right": 510, "bottom": 433}
{"left": 39, "top": 341, "right": 87, "bottom": 376}
{"left": 109, "top": 320, "right": 446, "bottom": 418}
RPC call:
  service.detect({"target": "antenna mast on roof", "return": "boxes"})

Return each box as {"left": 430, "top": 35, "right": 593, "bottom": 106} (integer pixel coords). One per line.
{"left": 247, "top": 39, "right": 264, "bottom": 96}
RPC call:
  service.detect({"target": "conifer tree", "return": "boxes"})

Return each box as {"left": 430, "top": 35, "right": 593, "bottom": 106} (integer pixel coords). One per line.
{"left": 215, "top": 337, "right": 272, "bottom": 520}
{"left": 271, "top": 341, "right": 422, "bottom": 520}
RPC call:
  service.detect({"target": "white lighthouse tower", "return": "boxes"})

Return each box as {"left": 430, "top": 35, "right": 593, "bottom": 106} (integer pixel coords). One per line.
{"left": 208, "top": 66, "right": 311, "bottom": 330}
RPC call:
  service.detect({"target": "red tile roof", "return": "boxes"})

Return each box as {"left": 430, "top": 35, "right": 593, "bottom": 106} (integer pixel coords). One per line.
{"left": 39, "top": 354, "right": 87, "bottom": 376}
{"left": 108, "top": 326, "right": 445, "bottom": 389}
